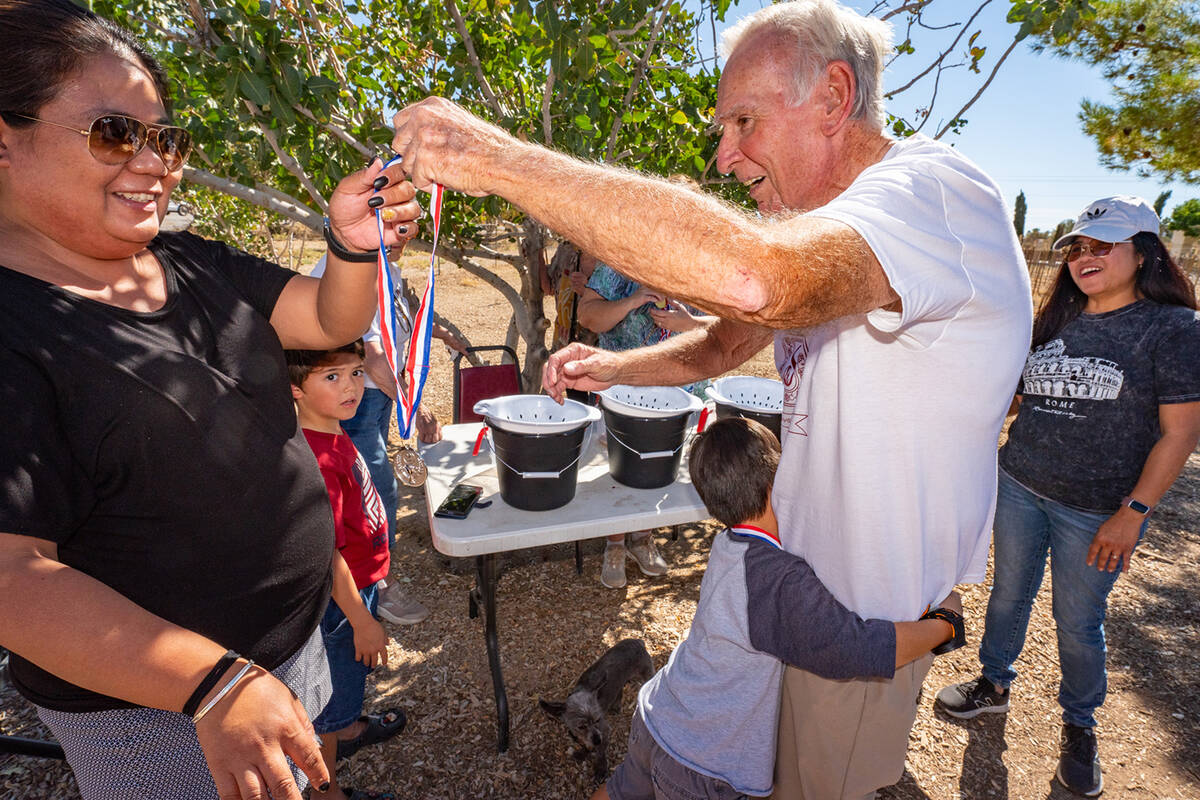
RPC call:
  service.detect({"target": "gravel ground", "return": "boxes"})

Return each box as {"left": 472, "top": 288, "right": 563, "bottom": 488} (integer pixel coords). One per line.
{"left": 2, "top": 261, "right": 1197, "bottom": 800}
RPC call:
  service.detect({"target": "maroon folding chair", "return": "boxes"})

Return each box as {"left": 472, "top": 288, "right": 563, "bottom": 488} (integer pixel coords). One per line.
{"left": 452, "top": 345, "right": 522, "bottom": 424}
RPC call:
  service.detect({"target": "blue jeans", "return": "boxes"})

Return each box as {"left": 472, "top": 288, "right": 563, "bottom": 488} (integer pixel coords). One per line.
{"left": 342, "top": 387, "right": 397, "bottom": 547}
{"left": 313, "top": 581, "right": 380, "bottom": 734}
{"left": 979, "top": 469, "right": 1146, "bottom": 728}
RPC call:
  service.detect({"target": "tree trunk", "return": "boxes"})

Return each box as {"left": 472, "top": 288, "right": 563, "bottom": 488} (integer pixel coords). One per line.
{"left": 516, "top": 217, "right": 551, "bottom": 392}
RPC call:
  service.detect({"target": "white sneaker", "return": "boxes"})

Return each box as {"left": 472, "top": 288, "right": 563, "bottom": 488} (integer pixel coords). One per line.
{"left": 377, "top": 581, "right": 430, "bottom": 625}
{"left": 627, "top": 535, "right": 668, "bottom": 577}
{"left": 600, "top": 544, "right": 627, "bottom": 588}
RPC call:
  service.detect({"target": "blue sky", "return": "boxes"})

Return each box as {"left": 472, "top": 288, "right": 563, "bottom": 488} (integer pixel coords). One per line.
{"left": 701, "top": 1, "right": 1196, "bottom": 231}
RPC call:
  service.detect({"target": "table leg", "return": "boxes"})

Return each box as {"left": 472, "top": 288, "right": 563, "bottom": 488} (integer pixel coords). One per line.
{"left": 574, "top": 541, "right": 583, "bottom": 575}
{"left": 474, "top": 554, "right": 509, "bottom": 752}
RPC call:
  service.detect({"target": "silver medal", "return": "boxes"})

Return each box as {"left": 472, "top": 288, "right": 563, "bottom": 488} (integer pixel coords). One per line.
{"left": 393, "top": 444, "right": 427, "bottom": 487}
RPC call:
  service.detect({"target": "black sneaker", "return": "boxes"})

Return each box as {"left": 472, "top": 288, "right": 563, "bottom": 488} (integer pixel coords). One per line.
{"left": 934, "top": 676, "right": 1010, "bottom": 719}
{"left": 1057, "top": 723, "right": 1103, "bottom": 796}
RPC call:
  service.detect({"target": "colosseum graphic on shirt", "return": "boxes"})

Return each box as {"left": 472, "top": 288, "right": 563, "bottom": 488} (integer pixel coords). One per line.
{"left": 999, "top": 300, "right": 1200, "bottom": 512}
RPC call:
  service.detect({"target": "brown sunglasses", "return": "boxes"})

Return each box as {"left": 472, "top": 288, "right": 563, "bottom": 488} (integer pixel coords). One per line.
{"left": 5, "top": 112, "right": 191, "bottom": 171}
{"left": 1063, "top": 240, "right": 1118, "bottom": 263}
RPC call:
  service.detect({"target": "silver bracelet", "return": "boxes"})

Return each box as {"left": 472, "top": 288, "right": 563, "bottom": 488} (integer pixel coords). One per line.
{"left": 192, "top": 659, "right": 255, "bottom": 724}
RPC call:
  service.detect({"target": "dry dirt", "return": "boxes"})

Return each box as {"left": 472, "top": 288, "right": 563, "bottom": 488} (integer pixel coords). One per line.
{"left": 2, "top": 256, "right": 1197, "bottom": 800}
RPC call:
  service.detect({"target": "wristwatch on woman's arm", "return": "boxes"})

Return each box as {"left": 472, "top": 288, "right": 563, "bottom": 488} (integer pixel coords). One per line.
{"left": 919, "top": 606, "right": 966, "bottom": 655}
{"left": 1121, "top": 495, "right": 1153, "bottom": 516}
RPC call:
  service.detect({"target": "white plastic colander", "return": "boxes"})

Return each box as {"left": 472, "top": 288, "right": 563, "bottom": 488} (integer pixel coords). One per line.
{"left": 705, "top": 376, "right": 783, "bottom": 413}
{"left": 473, "top": 394, "right": 600, "bottom": 435}
{"left": 597, "top": 385, "right": 703, "bottom": 419}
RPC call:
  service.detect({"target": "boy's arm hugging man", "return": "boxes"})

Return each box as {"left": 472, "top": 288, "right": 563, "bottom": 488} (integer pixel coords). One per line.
{"left": 743, "top": 545, "right": 959, "bottom": 679}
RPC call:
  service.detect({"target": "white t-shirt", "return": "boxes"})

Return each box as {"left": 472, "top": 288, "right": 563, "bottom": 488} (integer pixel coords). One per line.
{"left": 771, "top": 134, "right": 1033, "bottom": 621}
{"left": 308, "top": 255, "right": 409, "bottom": 392}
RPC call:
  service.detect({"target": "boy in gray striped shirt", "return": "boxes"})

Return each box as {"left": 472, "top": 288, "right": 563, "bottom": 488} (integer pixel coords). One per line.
{"left": 597, "top": 418, "right": 959, "bottom": 799}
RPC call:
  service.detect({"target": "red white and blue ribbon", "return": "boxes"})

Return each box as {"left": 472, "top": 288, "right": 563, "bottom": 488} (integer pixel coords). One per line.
{"left": 374, "top": 154, "right": 444, "bottom": 439}
{"left": 729, "top": 525, "right": 781, "bottom": 549}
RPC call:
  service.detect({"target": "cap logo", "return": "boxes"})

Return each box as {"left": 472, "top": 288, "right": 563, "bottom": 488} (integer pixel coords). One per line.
{"left": 1086, "top": 207, "right": 1108, "bottom": 219}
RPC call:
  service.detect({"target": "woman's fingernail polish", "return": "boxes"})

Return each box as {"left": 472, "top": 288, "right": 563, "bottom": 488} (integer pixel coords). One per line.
{"left": 398, "top": 225, "right": 409, "bottom": 235}
{"left": 367, "top": 196, "right": 384, "bottom": 208}
{"left": 373, "top": 175, "right": 389, "bottom": 190}
{"left": 318, "top": 782, "right": 331, "bottom": 792}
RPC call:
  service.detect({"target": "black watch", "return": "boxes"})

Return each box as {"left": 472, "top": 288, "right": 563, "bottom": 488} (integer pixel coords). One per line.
{"left": 920, "top": 607, "right": 966, "bottom": 655}
{"left": 322, "top": 218, "right": 377, "bottom": 263}
{"left": 1121, "top": 495, "right": 1152, "bottom": 515}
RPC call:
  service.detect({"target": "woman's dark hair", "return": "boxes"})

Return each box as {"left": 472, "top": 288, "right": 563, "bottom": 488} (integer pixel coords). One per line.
{"left": 285, "top": 340, "right": 367, "bottom": 388}
{"left": 1032, "top": 232, "right": 1198, "bottom": 347}
{"left": 0, "top": 0, "right": 170, "bottom": 126}
{"left": 688, "top": 417, "right": 780, "bottom": 529}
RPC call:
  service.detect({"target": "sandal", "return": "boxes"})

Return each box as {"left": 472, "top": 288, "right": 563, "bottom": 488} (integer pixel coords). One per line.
{"left": 341, "top": 788, "right": 397, "bottom": 800}
{"left": 335, "top": 709, "right": 407, "bottom": 762}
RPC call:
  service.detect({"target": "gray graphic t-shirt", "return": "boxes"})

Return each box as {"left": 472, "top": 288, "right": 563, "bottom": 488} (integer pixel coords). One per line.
{"left": 1000, "top": 300, "right": 1200, "bottom": 511}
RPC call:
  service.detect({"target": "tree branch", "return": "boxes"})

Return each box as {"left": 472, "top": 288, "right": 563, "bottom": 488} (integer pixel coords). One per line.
{"left": 184, "top": 0, "right": 220, "bottom": 48}
{"left": 241, "top": 98, "right": 329, "bottom": 212}
{"left": 455, "top": 246, "right": 525, "bottom": 265}
{"left": 292, "top": 104, "right": 374, "bottom": 158}
{"left": 935, "top": 34, "right": 1019, "bottom": 139}
{"left": 444, "top": 0, "right": 508, "bottom": 119}
{"left": 913, "top": 61, "right": 950, "bottom": 134}
{"left": 183, "top": 166, "right": 323, "bottom": 229}
{"left": 605, "top": 0, "right": 672, "bottom": 161}
{"left": 880, "top": 0, "right": 935, "bottom": 22}
{"left": 300, "top": 0, "right": 352, "bottom": 92}
{"left": 406, "top": 242, "right": 534, "bottom": 335}
{"left": 886, "top": 0, "right": 991, "bottom": 99}
{"left": 541, "top": 65, "right": 556, "bottom": 145}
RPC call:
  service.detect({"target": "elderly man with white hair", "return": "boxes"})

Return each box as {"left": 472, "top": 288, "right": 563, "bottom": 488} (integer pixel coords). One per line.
{"left": 392, "top": 1, "right": 1032, "bottom": 796}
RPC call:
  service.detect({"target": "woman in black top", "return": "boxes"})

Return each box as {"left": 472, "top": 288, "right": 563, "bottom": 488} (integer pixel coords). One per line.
{"left": 935, "top": 196, "right": 1200, "bottom": 797}
{"left": 0, "top": 2, "right": 420, "bottom": 797}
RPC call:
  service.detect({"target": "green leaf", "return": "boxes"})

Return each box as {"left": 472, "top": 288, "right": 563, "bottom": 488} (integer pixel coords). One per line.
{"left": 573, "top": 114, "right": 594, "bottom": 131}
{"left": 670, "top": 110, "right": 689, "bottom": 125}
{"left": 238, "top": 71, "right": 271, "bottom": 106}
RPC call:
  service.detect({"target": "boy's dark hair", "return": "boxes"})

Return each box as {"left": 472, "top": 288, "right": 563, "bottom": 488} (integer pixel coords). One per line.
{"left": 688, "top": 417, "right": 780, "bottom": 528}
{"left": 285, "top": 339, "right": 366, "bottom": 387}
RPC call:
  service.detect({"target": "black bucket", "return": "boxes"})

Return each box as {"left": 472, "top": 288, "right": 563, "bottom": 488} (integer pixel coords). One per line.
{"left": 713, "top": 402, "right": 783, "bottom": 442}
{"left": 602, "top": 407, "right": 691, "bottom": 489}
{"left": 489, "top": 423, "right": 587, "bottom": 511}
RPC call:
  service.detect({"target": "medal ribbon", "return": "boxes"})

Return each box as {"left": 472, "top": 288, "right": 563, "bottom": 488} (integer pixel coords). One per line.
{"left": 374, "top": 154, "right": 444, "bottom": 439}
{"left": 728, "top": 524, "right": 782, "bottom": 549}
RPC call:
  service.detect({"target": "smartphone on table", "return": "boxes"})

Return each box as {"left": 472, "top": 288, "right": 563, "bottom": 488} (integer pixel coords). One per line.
{"left": 434, "top": 483, "right": 484, "bottom": 519}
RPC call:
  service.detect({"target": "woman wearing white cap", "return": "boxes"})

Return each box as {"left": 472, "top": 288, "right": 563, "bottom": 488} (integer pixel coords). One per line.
{"left": 935, "top": 195, "right": 1200, "bottom": 796}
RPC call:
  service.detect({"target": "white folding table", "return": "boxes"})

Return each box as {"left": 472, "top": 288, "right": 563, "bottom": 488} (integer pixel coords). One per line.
{"left": 420, "top": 422, "right": 708, "bottom": 751}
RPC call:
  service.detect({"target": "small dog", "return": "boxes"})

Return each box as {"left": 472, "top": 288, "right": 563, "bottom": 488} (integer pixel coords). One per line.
{"left": 539, "top": 638, "right": 654, "bottom": 782}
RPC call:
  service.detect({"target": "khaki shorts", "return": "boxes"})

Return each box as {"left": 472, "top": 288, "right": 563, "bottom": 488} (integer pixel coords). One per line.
{"left": 769, "top": 655, "right": 933, "bottom": 800}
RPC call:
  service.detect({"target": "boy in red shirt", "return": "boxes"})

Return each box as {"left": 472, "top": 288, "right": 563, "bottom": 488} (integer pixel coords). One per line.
{"left": 287, "top": 341, "right": 404, "bottom": 800}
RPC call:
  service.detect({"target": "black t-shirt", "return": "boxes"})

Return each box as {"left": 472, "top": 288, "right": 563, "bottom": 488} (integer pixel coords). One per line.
{"left": 1001, "top": 300, "right": 1200, "bottom": 512}
{"left": 0, "top": 232, "right": 334, "bottom": 712}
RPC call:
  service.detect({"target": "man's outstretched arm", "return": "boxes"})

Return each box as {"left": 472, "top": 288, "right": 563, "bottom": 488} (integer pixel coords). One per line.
{"left": 391, "top": 98, "right": 896, "bottom": 331}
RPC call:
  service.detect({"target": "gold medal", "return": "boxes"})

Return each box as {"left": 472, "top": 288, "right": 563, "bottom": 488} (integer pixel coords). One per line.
{"left": 393, "top": 444, "right": 427, "bottom": 487}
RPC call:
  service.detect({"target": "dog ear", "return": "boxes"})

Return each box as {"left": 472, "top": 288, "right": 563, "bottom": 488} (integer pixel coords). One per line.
{"left": 539, "top": 698, "right": 566, "bottom": 720}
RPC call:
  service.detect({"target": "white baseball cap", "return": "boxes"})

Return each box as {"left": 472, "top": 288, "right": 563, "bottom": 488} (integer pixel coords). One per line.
{"left": 1053, "top": 195, "right": 1161, "bottom": 250}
